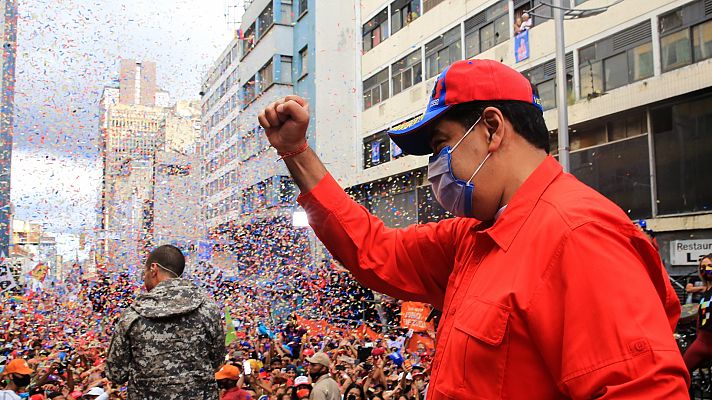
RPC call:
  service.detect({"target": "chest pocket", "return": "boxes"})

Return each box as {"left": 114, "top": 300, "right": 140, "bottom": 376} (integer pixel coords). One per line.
{"left": 443, "top": 297, "right": 510, "bottom": 399}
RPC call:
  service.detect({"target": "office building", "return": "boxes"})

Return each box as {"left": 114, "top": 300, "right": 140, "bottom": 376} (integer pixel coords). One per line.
{"left": 200, "top": 0, "right": 358, "bottom": 272}
{"left": 97, "top": 60, "right": 171, "bottom": 271}
{"left": 0, "top": 0, "right": 17, "bottom": 257}
{"left": 351, "top": 0, "right": 712, "bottom": 276}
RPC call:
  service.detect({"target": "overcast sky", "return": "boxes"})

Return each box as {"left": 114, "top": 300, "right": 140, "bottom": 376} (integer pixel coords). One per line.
{"left": 10, "top": 0, "right": 239, "bottom": 255}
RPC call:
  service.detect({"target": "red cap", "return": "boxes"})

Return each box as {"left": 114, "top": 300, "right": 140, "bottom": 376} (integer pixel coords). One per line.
{"left": 388, "top": 59, "right": 542, "bottom": 155}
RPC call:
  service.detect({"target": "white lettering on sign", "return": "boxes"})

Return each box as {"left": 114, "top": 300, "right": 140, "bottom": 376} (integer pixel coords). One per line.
{"left": 670, "top": 240, "right": 712, "bottom": 266}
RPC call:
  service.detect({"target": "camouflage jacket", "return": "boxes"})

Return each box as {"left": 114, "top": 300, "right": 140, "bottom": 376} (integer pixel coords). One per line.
{"left": 106, "top": 278, "right": 226, "bottom": 400}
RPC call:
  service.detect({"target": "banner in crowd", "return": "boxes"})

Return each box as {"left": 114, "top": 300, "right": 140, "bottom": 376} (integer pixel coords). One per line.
{"left": 225, "top": 306, "right": 237, "bottom": 346}
{"left": 0, "top": 253, "right": 17, "bottom": 293}
{"left": 31, "top": 262, "right": 49, "bottom": 282}
{"left": 407, "top": 332, "right": 435, "bottom": 353}
{"left": 400, "top": 301, "right": 434, "bottom": 332}
{"left": 296, "top": 315, "right": 336, "bottom": 336}
{"left": 354, "top": 322, "right": 381, "bottom": 341}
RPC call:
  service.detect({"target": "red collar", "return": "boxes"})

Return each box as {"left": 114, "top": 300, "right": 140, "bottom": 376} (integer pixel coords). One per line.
{"left": 479, "top": 156, "right": 562, "bottom": 251}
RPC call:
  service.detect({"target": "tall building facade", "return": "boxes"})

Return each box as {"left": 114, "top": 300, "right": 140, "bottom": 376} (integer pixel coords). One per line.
{"left": 97, "top": 60, "right": 171, "bottom": 272}
{"left": 0, "top": 0, "right": 17, "bottom": 258}
{"left": 150, "top": 101, "right": 203, "bottom": 274}
{"left": 351, "top": 0, "right": 712, "bottom": 277}
{"left": 200, "top": 0, "right": 358, "bottom": 273}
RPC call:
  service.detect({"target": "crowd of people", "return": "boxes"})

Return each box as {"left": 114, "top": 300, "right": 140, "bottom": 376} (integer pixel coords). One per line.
{"left": 1, "top": 247, "right": 436, "bottom": 400}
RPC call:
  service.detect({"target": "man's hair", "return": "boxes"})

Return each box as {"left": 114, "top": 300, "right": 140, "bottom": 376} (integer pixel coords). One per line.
{"left": 443, "top": 98, "right": 550, "bottom": 153}
{"left": 146, "top": 244, "right": 185, "bottom": 277}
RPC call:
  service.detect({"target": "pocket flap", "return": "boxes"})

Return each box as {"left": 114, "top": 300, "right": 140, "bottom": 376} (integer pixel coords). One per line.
{"left": 454, "top": 298, "right": 510, "bottom": 346}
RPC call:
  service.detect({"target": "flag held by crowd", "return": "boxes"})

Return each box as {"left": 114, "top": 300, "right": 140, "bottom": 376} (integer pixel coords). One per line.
{"left": 400, "top": 301, "right": 434, "bottom": 332}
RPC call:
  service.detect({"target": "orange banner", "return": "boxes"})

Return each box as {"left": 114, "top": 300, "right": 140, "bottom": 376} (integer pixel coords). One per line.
{"left": 400, "top": 301, "right": 434, "bottom": 332}
{"left": 296, "top": 315, "right": 336, "bottom": 337}
{"left": 407, "top": 332, "right": 435, "bottom": 353}
{"left": 354, "top": 323, "right": 381, "bottom": 341}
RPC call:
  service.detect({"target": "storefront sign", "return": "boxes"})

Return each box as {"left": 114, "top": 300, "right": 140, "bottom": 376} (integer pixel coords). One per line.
{"left": 670, "top": 239, "right": 712, "bottom": 265}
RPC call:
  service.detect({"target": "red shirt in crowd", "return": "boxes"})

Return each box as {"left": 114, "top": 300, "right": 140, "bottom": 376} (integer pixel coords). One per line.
{"left": 221, "top": 387, "right": 252, "bottom": 400}
{"left": 298, "top": 156, "right": 688, "bottom": 399}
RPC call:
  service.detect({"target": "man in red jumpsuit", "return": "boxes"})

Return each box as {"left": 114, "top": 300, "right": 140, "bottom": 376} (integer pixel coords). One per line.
{"left": 258, "top": 59, "right": 689, "bottom": 399}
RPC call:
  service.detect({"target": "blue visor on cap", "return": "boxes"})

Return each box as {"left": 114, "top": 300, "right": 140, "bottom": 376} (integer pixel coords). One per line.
{"left": 387, "top": 66, "right": 452, "bottom": 156}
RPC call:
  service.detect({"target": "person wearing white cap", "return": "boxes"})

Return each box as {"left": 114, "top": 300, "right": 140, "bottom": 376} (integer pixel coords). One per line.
{"left": 304, "top": 352, "right": 339, "bottom": 400}
{"left": 82, "top": 386, "right": 109, "bottom": 400}
{"left": 291, "top": 375, "right": 311, "bottom": 400}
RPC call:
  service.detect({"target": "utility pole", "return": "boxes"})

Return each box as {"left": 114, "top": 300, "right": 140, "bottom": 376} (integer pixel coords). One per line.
{"left": 528, "top": 0, "right": 622, "bottom": 173}
{"left": 553, "top": 0, "right": 570, "bottom": 172}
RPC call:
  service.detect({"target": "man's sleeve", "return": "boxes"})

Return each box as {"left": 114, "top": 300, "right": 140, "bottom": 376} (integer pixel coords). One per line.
{"left": 206, "top": 301, "right": 227, "bottom": 371}
{"left": 526, "top": 222, "right": 689, "bottom": 399}
{"left": 105, "top": 316, "right": 131, "bottom": 385}
{"left": 298, "top": 173, "right": 463, "bottom": 309}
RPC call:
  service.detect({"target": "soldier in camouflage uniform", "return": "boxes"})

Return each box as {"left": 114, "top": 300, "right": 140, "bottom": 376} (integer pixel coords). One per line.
{"left": 106, "top": 245, "right": 226, "bottom": 400}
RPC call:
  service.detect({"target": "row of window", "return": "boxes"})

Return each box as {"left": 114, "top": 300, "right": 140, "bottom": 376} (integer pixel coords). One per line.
{"left": 363, "top": 0, "right": 511, "bottom": 109}
{"left": 203, "top": 125, "right": 271, "bottom": 195}
{"left": 205, "top": 90, "right": 239, "bottom": 133}
{"left": 551, "top": 93, "right": 712, "bottom": 219}
{"left": 203, "top": 118, "right": 238, "bottom": 159}
{"left": 108, "top": 119, "right": 161, "bottom": 131}
{"left": 524, "top": 0, "right": 712, "bottom": 111}
{"left": 204, "top": 67, "right": 239, "bottom": 119}
{"left": 204, "top": 44, "right": 240, "bottom": 93}
{"left": 356, "top": 92, "right": 711, "bottom": 226}
{"left": 241, "top": 0, "right": 298, "bottom": 59}
{"left": 362, "top": 115, "right": 419, "bottom": 169}
{"left": 347, "top": 169, "right": 450, "bottom": 228}
{"left": 205, "top": 176, "right": 296, "bottom": 220}
{"left": 364, "top": 0, "right": 712, "bottom": 113}
{"left": 363, "top": 0, "right": 546, "bottom": 55}
{"left": 203, "top": 0, "right": 299, "bottom": 120}
{"left": 203, "top": 55, "right": 293, "bottom": 154}
{"left": 241, "top": 57, "right": 292, "bottom": 108}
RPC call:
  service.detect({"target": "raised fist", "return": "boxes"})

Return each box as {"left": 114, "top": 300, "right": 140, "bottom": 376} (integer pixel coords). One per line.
{"left": 257, "top": 95, "right": 310, "bottom": 154}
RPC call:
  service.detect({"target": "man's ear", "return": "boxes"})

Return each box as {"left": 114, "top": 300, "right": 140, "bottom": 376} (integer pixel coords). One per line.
{"left": 482, "top": 107, "right": 505, "bottom": 152}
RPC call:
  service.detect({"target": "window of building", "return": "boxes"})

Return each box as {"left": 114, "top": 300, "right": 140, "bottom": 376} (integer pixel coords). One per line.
{"left": 660, "top": 1, "right": 712, "bottom": 72}
{"left": 423, "top": 0, "right": 446, "bottom": 13}
{"left": 363, "top": 130, "right": 391, "bottom": 168}
{"left": 465, "top": 2, "right": 511, "bottom": 58}
{"left": 363, "top": 67, "right": 390, "bottom": 109}
{"left": 425, "top": 25, "right": 462, "bottom": 79}
{"left": 514, "top": 0, "right": 550, "bottom": 27}
{"left": 522, "top": 53, "right": 574, "bottom": 111}
{"left": 280, "top": 55, "right": 292, "bottom": 83}
{"left": 565, "top": 113, "right": 652, "bottom": 219}
{"left": 257, "top": 2, "right": 274, "bottom": 38}
{"left": 298, "top": 46, "right": 308, "bottom": 78}
{"left": 241, "top": 23, "right": 256, "bottom": 57}
{"left": 391, "top": 0, "right": 421, "bottom": 35}
{"left": 391, "top": 49, "right": 422, "bottom": 95}
{"left": 578, "top": 21, "right": 653, "bottom": 99}
{"left": 258, "top": 59, "right": 274, "bottom": 92}
{"left": 693, "top": 19, "right": 712, "bottom": 61}
{"left": 299, "top": 0, "right": 308, "bottom": 16}
{"left": 363, "top": 8, "right": 389, "bottom": 52}
{"left": 652, "top": 93, "right": 712, "bottom": 215}
{"left": 280, "top": 0, "right": 293, "bottom": 24}
{"left": 242, "top": 76, "right": 256, "bottom": 106}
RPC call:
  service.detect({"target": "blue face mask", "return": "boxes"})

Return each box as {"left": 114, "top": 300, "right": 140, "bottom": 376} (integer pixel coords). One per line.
{"left": 427, "top": 116, "right": 491, "bottom": 218}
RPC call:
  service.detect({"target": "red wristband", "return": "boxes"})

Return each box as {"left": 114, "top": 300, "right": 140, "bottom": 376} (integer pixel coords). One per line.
{"left": 277, "top": 142, "right": 309, "bottom": 160}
